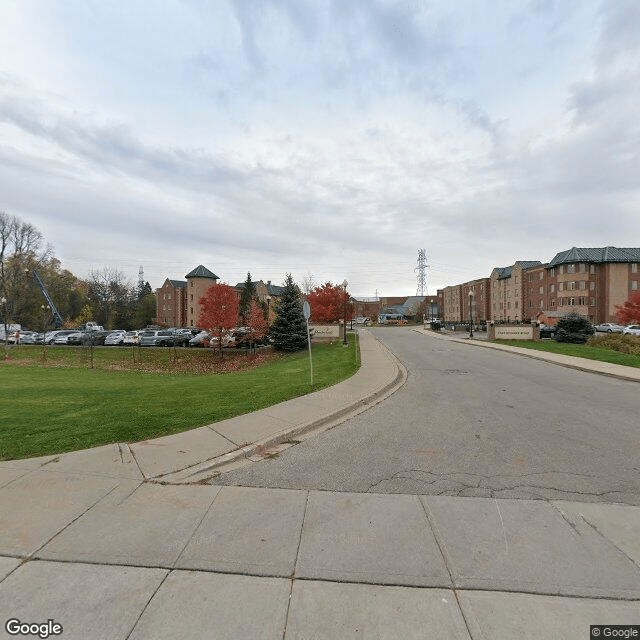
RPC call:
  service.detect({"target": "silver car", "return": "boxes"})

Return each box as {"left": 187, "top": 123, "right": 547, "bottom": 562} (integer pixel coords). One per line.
{"left": 594, "top": 322, "right": 624, "bottom": 333}
{"left": 623, "top": 324, "right": 640, "bottom": 336}
{"left": 104, "top": 330, "right": 127, "bottom": 346}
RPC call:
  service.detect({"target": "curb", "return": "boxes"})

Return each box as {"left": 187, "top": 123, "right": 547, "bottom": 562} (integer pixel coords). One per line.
{"left": 153, "top": 335, "right": 409, "bottom": 483}
{"left": 414, "top": 328, "right": 640, "bottom": 384}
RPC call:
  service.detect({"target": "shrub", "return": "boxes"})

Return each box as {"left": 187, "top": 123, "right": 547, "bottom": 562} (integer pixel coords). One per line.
{"left": 554, "top": 312, "right": 595, "bottom": 344}
{"left": 587, "top": 333, "right": 640, "bottom": 355}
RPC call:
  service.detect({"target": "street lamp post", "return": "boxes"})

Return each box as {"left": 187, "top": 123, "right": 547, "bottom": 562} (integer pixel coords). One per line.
{"left": 342, "top": 280, "right": 348, "bottom": 346}
{"left": 266, "top": 296, "right": 271, "bottom": 325}
{"left": 1, "top": 296, "right": 7, "bottom": 355}
{"left": 468, "top": 291, "right": 474, "bottom": 339}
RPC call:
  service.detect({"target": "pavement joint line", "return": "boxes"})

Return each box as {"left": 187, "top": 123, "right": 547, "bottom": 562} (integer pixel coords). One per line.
{"left": 127, "top": 443, "right": 147, "bottom": 480}
{"left": 123, "top": 568, "right": 171, "bottom": 640}
{"left": 27, "top": 480, "right": 122, "bottom": 562}
{"left": 417, "top": 497, "right": 456, "bottom": 591}
{"left": 553, "top": 505, "right": 640, "bottom": 572}
{"left": 171, "top": 488, "right": 223, "bottom": 570}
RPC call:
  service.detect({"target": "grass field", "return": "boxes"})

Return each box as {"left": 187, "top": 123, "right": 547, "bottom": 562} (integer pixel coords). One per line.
{"left": 0, "top": 337, "right": 359, "bottom": 460}
{"left": 491, "top": 339, "right": 640, "bottom": 368}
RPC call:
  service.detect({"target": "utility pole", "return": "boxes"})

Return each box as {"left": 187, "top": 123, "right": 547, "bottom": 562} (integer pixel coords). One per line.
{"left": 415, "top": 249, "right": 428, "bottom": 296}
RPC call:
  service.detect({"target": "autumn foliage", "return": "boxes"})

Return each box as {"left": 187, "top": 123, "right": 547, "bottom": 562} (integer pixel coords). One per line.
{"left": 616, "top": 291, "right": 640, "bottom": 325}
{"left": 198, "top": 283, "right": 239, "bottom": 355}
{"left": 246, "top": 299, "right": 268, "bottom": 346}
{"left": 307, "top": 282, "right": 353, "bottom": 323}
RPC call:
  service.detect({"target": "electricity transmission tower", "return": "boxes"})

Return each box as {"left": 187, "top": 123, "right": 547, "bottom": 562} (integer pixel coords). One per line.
{"left": 138, "top": 266, "right": 144, "bottom": 292}
{"left": 415, "top": 249, "right": 428, "bottom": 296}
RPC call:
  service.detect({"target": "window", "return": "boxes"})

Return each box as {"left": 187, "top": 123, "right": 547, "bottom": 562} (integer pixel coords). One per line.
{"left": 549, "top": 284, "right": 555, "bottom": 293}
{"left": 632, "top": 263, "right": 638, "bottom": 273}
{"left": 579, "top": 263, "right": 586, "bottom": 273}
{"left": 591, "top": 297, "right": 596, "bottom": 306}
{"left": 528, "top": 274, "right": 532, "bottom": 282}
{"left": 507, "top": 302, "right": 511, "bottom": 309}
{"left": 551, "top": 299, "right": 556, "bottom": 307}
{"left": 539, "top": 300, "right": 543, "bottom": 307}
{"left": 569, "top": 298, "right": 575, "bottom": 306}
{"left": 568, "top": 282, "right": 576, "bottom": 290}
{"left": 190, "top": 281, "right": 194, "bottom": 287}
{"left": 590, "top": 282, "right": 595, "bottom": 290}
{"left": 632, "top": 281, "right": 638, "bottom": 291}
{"left": 528, "top": 301, "right": 532, "bottom": 308}
{"left": 539, "top": 272, "right": 544, "bottom": 280}
{"left": 190, "top": 307, "right": 193, "bottom": 314}
{"left": 567, "top": 264, "right": 576, "bottom": 274}
{"left": 590, "top": 264, "right": 596, "bottom": 274}
{"left": 190, "top": 294, "right": 193, "bottom": 301}
{"left": 539, "top": 286, "right": 544, "bottom": 294}
{"left": 559, "top": 265, "right": 564, "bottom": 274}
{"left": 578, "top": 297, "right": 585, "bottom": 305}
{"left": 515, "top": 301, "right": 519, "bottom": 309}
{"left": 548, "top": 268, "right": 555, "bottom": 276}
{"left": 579, "top": 281, "right": 586, "bottom": 290}
{"left": 559, "top": 282, "right": 564, "bottom": 291}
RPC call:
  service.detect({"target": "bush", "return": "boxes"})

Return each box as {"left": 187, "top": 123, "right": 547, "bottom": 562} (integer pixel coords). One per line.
{"left": 554, "top": 312, "right": 595, "bottom": 344}
{"left": 587, "top": 333, "right": 640, "bottom": 355}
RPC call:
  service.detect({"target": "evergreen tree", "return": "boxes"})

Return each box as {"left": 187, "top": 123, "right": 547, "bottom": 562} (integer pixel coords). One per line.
{"left": 239, "top": 271, "right": 257, "bottom": 325}
{"left": 270, "top": 274, "right": 308, "bottom": 352}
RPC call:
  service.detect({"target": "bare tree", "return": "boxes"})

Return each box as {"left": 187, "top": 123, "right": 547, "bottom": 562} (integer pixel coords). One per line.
{"left": 87, "top": 267, "right": 134, "bottom": 329}
{"left": 0, "top": 211, "right": 50, "bottom": 351}
{"left": 301, "top": 271, "right": 317, "bottom": 295}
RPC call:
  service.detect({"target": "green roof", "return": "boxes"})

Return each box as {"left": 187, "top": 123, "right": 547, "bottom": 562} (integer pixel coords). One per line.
{"left": 549, "top": 247, "right": 640, "bottom": 267}
{"left": 185, "top": 265, "right": 219, "bottom": 279}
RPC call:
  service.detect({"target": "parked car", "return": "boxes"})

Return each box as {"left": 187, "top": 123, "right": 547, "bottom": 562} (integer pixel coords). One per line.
{"left": 104, "top": 330, "right": 127, "bottom": 346}
{"left": 623, "top": 324, "right": 640, "bottom": 336}
{"left": 53, "top": 330, "right": 80, "bottom": 345}
{"left": 18, "top": 331, "right": 37, "bottom": 344}
{"left": 594, "top": 322, "right": 624, "bottom": 333}
{"left": 538, "top": 324, "right": 556, "bottom": 339}
{"left": 171, "top": 329, "right": 193, "bottom": 347}
{"left": 188, "top": 330, "right": 210, "bottom": 347}
{"left": 210, "top": 330, "right": 236, "bottom": 348}
{"left": 123, "top": 330, "right": 141, "bottom": 346}
{"left": 42, "top": 330, "right": 63, "bottom": 344}
{"left": 65, "top": 331, "right": 86, "bottom": 346}
{"left": 139, "top": 330, "right": 174, "bottom": 347}
{"left": 354, "top": 317, "right": 371, "bottom": 325}
{"left": 81, "top": 330, "right": 112, "bottom": 346}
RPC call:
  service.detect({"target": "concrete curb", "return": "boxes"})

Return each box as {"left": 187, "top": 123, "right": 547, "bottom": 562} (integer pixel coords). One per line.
{"left": 414, "top": 328, "right": 640, "bottom": 383}
{"left": 153, "top": 333, "right": 408, "bottom": 483}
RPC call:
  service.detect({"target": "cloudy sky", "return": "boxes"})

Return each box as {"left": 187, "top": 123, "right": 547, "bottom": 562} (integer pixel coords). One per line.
{"left": 1, "top": 1, "right": 638, "bottom": 297}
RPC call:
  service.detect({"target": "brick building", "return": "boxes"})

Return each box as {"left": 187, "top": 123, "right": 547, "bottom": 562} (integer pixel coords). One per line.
{"left": 462, "top": 278, "right": 490, "bottom": 323}
{"left": 490, "top": 261, "right": 542, "bottom": 323}
{"left": 155, "top": 265, "right": 219, "bottom": 328}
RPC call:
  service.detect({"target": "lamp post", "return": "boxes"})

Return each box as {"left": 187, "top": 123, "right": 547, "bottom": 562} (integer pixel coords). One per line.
{"left": 266, "top": 295, "right": 271, "bottom": 325}
{"left": 468, "top": 291, "right": 474, "bottom": 339}
{"left": 1, "top": 296, "right": 7, "bottom": 354}
{"left": 342, "top": 280, "right": 348, "bottom": 346}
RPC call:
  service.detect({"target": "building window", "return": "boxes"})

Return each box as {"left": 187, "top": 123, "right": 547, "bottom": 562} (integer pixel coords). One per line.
{"left": 632, "top": 281, "right": 638, "bottom": 290}
{"left": 538, "top": 272, "right": 543, "bottom": 280}
{"left": 190, "top": 281, "right": 194, "bottom": 287}
{"left": 551, "top": 299, "right": 556, "bottom": 306}
{"left": 590, "top": 282, "right": 595, "bottom": 291}
{"left": 528, "top": 274, "right": 532, "bottom": 282}
{"left": 190, "top": 307, "right": 193, "bottom": 314}
{"left": 632, "top": 263, "right": 638, "bottom": 273}
{"left": 559, "top": 282, "right": 564, "bottom": 291}
{"left": 590, "top": 265, "right": 596, "bottom": 274}
{"left": 539, "top": 286, "right": 544, "bottom": 294}
{"left": 548, "top": 268, "right": 555, "bottom": 276}
{"left": 569, "top": 298, "right": 575, "bottom": 306}
{"left": 539, "top": 300, "right": 543, "bottom": 307}
{"left": 515, "top": 301, "right": 519, "bottom": 309}
{"left": 567, "top": 264, "right": 576, "bottom": 274}
{"left": 591, "top": 297, "right": 596, "bottom": 306}
{"left": 549, "top": 284, "right": 555, "bottom": 293}
{"left": 568, "top": 282, "right": 575, "bottom": 290}
{"left": 578, "top": 297, "right": 585, "bottom": 305}
{"left": 579, "top": 281, "right": 586, "bottom": 290}
{"left": 579, "top": 263, "right": 586, "bottom": 273}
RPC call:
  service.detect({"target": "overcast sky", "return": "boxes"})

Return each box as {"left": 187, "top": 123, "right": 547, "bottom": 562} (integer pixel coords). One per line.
{"left": 1, "top": 1, "right": 638, "bottom": 297}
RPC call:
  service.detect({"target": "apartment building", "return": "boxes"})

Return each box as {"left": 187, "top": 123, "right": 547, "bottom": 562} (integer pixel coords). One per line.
{"left": 462, "top": 278, "right": 490, "bottom": 323}
{"left": 490, "top": 261, "right": 542, "bottom": 323}
{"left": 539, "top": 247, "right": 640, "bottom": 324}
{"left": 442, "top": 284, "right": 463, "bottom": 322}
{"left": 155, "top": 265, "right": 219, "bottom": 328}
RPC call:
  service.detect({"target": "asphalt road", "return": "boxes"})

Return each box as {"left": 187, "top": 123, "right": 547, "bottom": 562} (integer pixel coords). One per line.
{"left": 215, "top": 328, "right": 640, "bottom": 505}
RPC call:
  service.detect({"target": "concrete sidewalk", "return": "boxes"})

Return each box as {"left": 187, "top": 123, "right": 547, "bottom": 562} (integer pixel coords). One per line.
{"left": 1, "top": 328, "right": 639, "bottom": 638}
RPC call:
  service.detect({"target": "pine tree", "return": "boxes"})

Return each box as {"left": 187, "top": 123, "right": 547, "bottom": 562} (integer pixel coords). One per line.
{"left": 270, "top": 274, "right": 308, "bottom": 352}
{"left": 239, "top": 272, "right": 257, "bottom": 325}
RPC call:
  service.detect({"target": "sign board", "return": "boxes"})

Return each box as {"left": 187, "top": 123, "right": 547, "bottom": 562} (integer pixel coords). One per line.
{"left": 309, "top": 324, "right": 340, "bottom": 338}
{"left": 494, "top": 326, "right": 533, "bottom": 340}
{"left": 303, "top": 300, "right": 311, "bottom": 320}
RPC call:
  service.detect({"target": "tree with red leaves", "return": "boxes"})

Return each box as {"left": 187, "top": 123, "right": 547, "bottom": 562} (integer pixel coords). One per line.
{"left": 307, "top": 282, "right": 353, "bottom": 323}
{"left": 616, "top": 291, "right": 640, "bottom": 325}
{"left": 246, "top": 299, "right": 268, "bottom": 349}
{"left": 198, "top": 283, "right": 239, "bottom": 355}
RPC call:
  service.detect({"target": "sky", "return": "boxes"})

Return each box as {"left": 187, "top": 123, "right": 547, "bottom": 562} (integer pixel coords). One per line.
{"left": 1, "top": 0, "right": 639, "bottom": 298}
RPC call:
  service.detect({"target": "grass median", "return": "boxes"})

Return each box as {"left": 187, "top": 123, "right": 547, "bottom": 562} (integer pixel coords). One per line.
{"left": 490, "top": 339, "right": 640, "bottom": 368}
{"left": 0, "top": 336, "right": 360, "bottom": 460}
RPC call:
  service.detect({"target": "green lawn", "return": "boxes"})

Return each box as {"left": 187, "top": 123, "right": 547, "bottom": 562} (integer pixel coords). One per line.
{"left": 0, "top": 337, "right": 359, "bottom": 460}
{"left": 490, "top": 339, "right": 640, "bottom": 369}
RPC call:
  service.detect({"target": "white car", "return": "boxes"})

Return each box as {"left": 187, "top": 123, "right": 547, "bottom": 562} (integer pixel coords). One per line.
{"left": 123, "top": 331, "right": 141, "bottom": 346}
{"left": 53, "top": 330, "right": 79, "bottom": 345}
{"left": 104, "top": 330, "right": 127, "bottom": 346}
{"left": 623, "top": 324, "right": 640, "bottom": 336}
{"left": 594, "top": 322, "right": 624, "bottom": 333}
